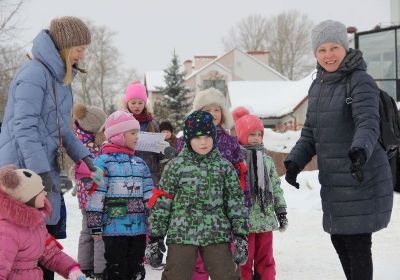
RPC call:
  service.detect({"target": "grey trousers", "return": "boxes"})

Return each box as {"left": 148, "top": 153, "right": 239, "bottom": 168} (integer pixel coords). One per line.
{"left": 162, "top": 243, "right": 241, "bottom": 280}
{"left": 78, "top": 210, "right": 106, "bottom": 274}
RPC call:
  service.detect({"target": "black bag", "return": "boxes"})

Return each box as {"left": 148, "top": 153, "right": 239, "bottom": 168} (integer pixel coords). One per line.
{"left": 346, "top": 73, "right": 400, "bottom": 192}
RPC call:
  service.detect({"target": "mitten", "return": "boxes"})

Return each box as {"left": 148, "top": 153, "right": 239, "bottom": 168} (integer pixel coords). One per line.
{"left": 145, "top": 236, "right": 166, "bottom": 268}
{"left": 233, "top": 234, "right": 248, "bottom": 266}
{"left": 81, "top": 156, "right": 96, "bottom": 183}
{"left": 348, "top": 147, "right": 367, "bottom": 182}
{"left": 284, "top": 161, "right": 300, "bottom": 189}
{"left": 278, "top": 213, "right": 288, "bottom": 232}
{"left": 155, "top": 141, "right": 170, "bottom": 154}
{"left": 39, "top": 172, "right": 54, "bottom": 200}
{"left": 68, "top": 266, "right": 86, "bottom": 280}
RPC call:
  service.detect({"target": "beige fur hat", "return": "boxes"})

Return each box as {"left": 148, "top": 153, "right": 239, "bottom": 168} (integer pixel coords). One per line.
{"left": 0, "top": 165, "right": 44, "bottom": 204}
{"left": 191, "top": 87, "right": 234, "bottom": 129}
{"left": 73, "top": 103, "right": 107, "bottom": 134}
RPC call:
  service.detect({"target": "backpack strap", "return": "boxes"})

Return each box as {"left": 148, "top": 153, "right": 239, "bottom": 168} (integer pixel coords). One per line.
{"left": 345, "top": 73, "right": 353, "bottom": 105}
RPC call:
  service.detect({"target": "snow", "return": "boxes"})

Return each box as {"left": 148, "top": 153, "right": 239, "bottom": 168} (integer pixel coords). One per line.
{"left": 228, "top": 73, "right": 314, "bottom": 118}
{"left": 263, "top": 128, "right": 301, "bottom": 153}
{"left": 55, "top": 170, "right": 400, "bottom": 279}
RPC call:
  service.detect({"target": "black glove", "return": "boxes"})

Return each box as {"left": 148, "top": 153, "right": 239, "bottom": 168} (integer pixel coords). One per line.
{"left": 39, "top": 172, "right": 54, "bottom": 200}
{"left": 284, "top": 161, "right": 300, "bottom": 189}
{"left": 277, "top": 213, "right": 288, "bottom": 232}
{"left": 233, "top": 234, "right": 248, "bottom": 266}
{"left": 348, "top": 147, "right": 367, "bottom": 182}
{"left": 145, "top": 236, "right": 166, "bottom": 268}
{"left": 81, "top": 156, "right": 96, "bottom": 183}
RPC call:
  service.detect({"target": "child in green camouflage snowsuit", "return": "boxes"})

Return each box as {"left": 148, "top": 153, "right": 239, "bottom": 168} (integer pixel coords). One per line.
{"left": 145, "top": 111, "right": 249, "bottom": 280}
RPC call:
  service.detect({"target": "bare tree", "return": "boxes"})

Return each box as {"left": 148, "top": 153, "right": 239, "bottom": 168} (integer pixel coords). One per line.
{"left": 0, "top": 0, "right": 27, "bottom": 44}
{"left": 72, "top": 21, "right": 138, "bottom": 113}
{"left": 265, "top": 10, "right": 315, "bottom": 80}
{"left": 221, "top": 14, "right": 268, "bottom": 52}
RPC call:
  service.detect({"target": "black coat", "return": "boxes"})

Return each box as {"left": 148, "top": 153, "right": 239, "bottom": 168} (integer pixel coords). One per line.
{"left": 286, "top": 49, "right": 393, "bottom": 235}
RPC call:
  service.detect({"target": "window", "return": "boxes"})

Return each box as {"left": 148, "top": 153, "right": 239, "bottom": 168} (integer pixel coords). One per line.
{"left": 203, "top": 80, "right": 226, "bottom": 94}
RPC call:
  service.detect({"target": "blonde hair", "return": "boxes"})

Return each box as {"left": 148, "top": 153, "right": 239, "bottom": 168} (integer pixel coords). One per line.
{"left": 59, "top": 47, "right": 88, "bottom": 86}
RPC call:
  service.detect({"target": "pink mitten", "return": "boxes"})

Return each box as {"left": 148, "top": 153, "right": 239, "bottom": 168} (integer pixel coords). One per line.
{"left": 74, "top": 159, "right": 92, "bottom": 180}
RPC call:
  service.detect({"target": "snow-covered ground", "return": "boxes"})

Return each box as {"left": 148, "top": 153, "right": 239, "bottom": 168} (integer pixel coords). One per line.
{"left": 55, "top": 170, "right": 400, "bottom": 279}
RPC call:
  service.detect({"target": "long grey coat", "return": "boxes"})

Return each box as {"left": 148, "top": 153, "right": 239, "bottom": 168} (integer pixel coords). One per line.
{"left": 286, "top": 49, "right": 393, "bottom": 235}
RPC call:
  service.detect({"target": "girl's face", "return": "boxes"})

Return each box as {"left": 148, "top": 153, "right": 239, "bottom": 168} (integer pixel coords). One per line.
{"left": 124, "top": 129, "right": 139, "bottom": 150}
{"left": 201, "top": 104, "right": 222, "bottom": 127}
{"left": 127, "top": 99, "right": 146, "bottom": 115}
{"left": 247, "top": 130, "right": 263, "bottom": 145}
{"left": 68, "top": 45, "right": 88, "bottom": 66}
{"left": 161, "top": 130, "right": 172, "bottom": 140}
{"left": 190, "top": 135, "right": 213, "bottom": 155}
{"left": 315, "top": 42, "right": 346, "bottom": 73}
{"left": 35, "top": 190, "right": 47, "bottom": 209}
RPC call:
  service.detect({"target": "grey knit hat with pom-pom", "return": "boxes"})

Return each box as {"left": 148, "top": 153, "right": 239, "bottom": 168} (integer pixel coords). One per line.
{"left": 73, "top": 103, "right": 107, "bottom": 134}
{"left": 49, "top": 16, "right": 91, "bottom": 50}
{"left": 311, "top": 20, "right": 349, "bottom": 55}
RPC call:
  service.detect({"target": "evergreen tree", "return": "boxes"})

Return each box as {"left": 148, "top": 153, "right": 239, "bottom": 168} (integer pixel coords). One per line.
{"left": 154, "top": 50, "right": 191, "bottom": 131}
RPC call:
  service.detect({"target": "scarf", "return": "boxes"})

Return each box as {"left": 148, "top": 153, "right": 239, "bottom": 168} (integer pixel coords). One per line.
{"left": 133, "top": 112, "right": 153, "bottom": 124}
{"left": 102, "top": 143, "right": 135, "bottom": 155}
{"left": 242, "top": 144, "right": 273, "bottom": 214}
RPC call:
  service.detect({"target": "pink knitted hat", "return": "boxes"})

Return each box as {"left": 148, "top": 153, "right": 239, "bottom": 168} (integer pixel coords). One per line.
{"left": 232, "top": 106, "right": 264, "bottom": 145}
{"left": 104, "top": 110, "right": 140, "bottom": 146}
{"left": 125, "top": 82, "right": 148, "bottom": 104}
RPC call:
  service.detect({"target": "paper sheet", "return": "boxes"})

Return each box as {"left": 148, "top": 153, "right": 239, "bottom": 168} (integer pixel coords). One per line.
{"left": 135, "top": 132, "right": 166, "bottom": 152}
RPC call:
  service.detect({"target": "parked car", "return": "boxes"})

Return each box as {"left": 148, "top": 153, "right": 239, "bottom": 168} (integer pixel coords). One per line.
{"left": 60, "top": 172, "right": 73, "bottom": 194}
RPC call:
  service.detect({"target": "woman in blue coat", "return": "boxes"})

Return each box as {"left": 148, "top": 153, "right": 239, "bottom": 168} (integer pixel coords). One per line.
{"left": 0, "top": 16, "right": 95, "bottom": 280}
{"left": 284, "top": 20, "right": 393, "bottom": 280}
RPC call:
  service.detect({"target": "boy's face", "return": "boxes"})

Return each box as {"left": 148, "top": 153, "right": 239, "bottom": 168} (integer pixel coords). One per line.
{"left": 124, "top": 129, "right": 139, "bottom": 149}
{"left": 190, "top": 135, "right": 213, "bottom": 155}
{"left": 161, "top": 130, "right": 172, "bottom": 140}
{"left": 247, "top": 130, "right": 263, "bottom": 145}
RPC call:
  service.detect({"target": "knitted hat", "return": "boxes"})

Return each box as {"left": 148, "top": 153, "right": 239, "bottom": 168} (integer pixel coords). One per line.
{"left": 191, "top": 87, "right": 234, "bottom": 129}
{"left": 183, "top": 111, "right": 216, "bottom": 151}
{"left": 49, "top": 16, "right": 91, "bottom": 50}
{"left": 0, "top": 165, "right": 44, "bottom": 204}
{"left": 159, "top": 121, "right": 174, "bottom": 133}
{"left": 104, "top": 110, "right": 140, "bottom": 146}
{"left": 73, "top": 103, "right": 107, "bottom": 134}
{"left": 311, "top": 20, "right": 349, "bottom": 55}
{"left": 232, "top": 106, "right": 264, "bottom": 145}
{"left": 125, "top": 82, "right": 148, "bottom": 104}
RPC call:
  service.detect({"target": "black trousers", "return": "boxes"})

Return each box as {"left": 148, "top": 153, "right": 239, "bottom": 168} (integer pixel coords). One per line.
{"left": 331, "top": 233, "right": 372, "bottom": 280}
{"left": 39, "top": 225, "right": 55, "bottom": 280}
{"left": 102, "top": 235, "right": 146, "bottom": 280}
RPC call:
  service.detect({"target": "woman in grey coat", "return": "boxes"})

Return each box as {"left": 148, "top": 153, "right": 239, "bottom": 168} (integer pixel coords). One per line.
{"left": 0, "top": 16, "right": 96, "bottom": 280}
{"left": 284, "top": 20, "right": 393, "bottom": 280}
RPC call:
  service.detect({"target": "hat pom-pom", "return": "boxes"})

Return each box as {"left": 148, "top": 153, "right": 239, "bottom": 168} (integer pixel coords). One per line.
{"left": 0, "top": 165, "right": 19, "bottom": 189}
{"left": 129, "top": 79, "right": 140, "bottom": 85}
{"left": 232, "top": 106, "right": 250, "bottom": 122}
{"left": 73, "top": 103, "right": 87, "bottom": 120}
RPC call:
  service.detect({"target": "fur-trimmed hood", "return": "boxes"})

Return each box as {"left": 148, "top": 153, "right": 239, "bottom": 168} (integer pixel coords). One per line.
{"left": 0, "top": 191, "right": 51, "bottom": 228}
{"left": 190, "top": 87, "right": 234, "bottom": 130}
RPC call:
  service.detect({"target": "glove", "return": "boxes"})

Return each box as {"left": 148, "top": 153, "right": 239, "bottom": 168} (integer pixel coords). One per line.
{"left": 145, "top": 236, "right": 166, "bottom": 268}
{"left": 284, "top": 161, "right": 300, "bottom": 189}
{"left": 155, "top": 141, "right": 170, "bottom": 154}
{"left": 39, "top": 172, "right": 54, "bottom": 200}
{"left": 348, "top": 147, "right": 367, "bottom": 182}
{"left": 81, "top": 156, "right": 96, "bottom": 183}
{"left": 68, "top": 266, "right": 86, "bottom": 280}
{"left": 277, "top": 213, "right": 288, "bottom": 232}
{"left": 233, "top": 234, "right": 248, "bottom": 266}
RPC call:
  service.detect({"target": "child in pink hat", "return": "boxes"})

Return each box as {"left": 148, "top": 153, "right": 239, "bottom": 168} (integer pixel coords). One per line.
{"left": 232, "top": 106, "right": 288, "bottom": 280}
{"left": 85, "top": 110, "right": 155, "bottom": 279}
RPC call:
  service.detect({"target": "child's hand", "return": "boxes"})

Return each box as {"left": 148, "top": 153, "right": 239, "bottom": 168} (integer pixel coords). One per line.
{"left": 145, "top": 236, "right": 166, "bottom": 268}
{"left": 155, "top": 141, "right": 170, "bottom": 154}
{"left": 68, "top": 266, "right": 86, "bottom": 279}
{"left": 90, "top": 167, "right": 104, "bottom": 186}
{"left": 278, "top": 214, "right": 289, "bottom": 232}
{"left": 233, "top": 234, "right": 248, "bottom": 266}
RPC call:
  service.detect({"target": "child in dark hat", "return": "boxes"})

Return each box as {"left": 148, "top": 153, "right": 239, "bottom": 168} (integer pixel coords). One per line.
{"left": 158, "top": 121, "right": 178, "bottom": 172}
{"left": 0, "top": 165, "right": 87, "bottom": 280}
{"left": 145, "top": 111, "right": 249, "bottom": 279}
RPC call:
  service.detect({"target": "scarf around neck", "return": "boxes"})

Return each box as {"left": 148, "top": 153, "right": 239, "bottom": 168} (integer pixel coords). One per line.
{"left": 133, "top": 112, "right": 153, "bottom": 124}
{"left": 102, "top": 143, "right": 135, "bottom": 155}
{"left": 242, "top": 144, "right": 273, "bottom": 213}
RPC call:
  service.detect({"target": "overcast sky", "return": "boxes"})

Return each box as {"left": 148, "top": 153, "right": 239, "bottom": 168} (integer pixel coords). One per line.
{"left": 15, "top": 0, "right": 391, "bottom": 77}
